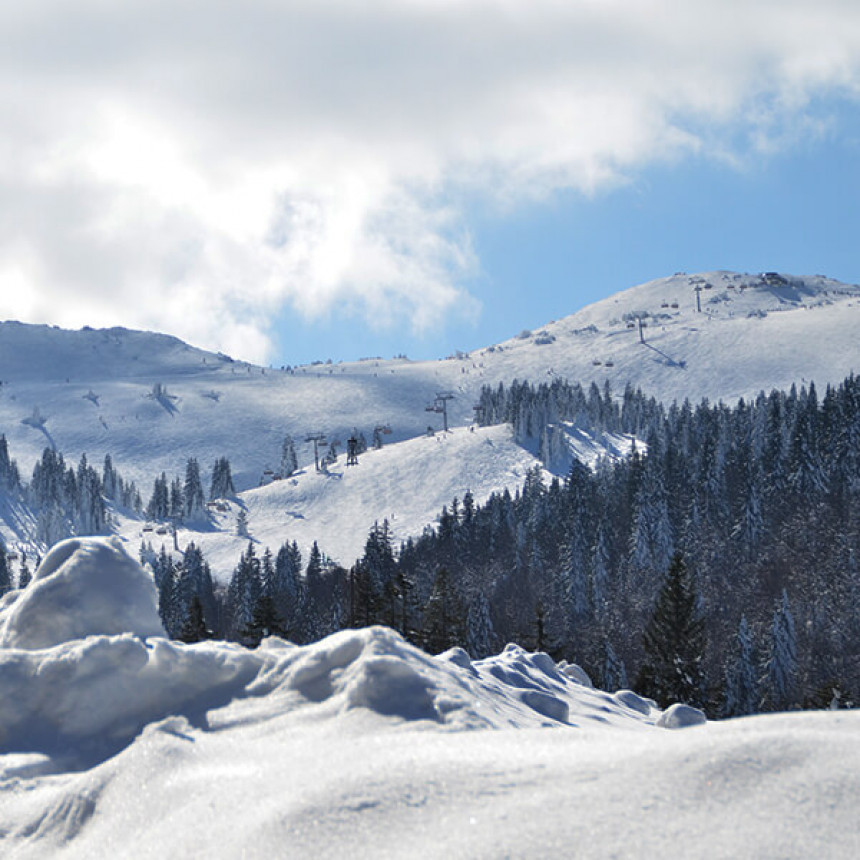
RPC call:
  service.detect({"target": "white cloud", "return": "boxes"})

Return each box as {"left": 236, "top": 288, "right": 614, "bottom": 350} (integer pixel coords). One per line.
{"left": 1, "top": 0, "right": 859, "bottom": 362}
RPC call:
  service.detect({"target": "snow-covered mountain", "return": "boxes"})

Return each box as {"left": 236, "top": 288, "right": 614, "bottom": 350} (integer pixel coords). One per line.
{"left": 1, "top": 270, "right": 858, "bottom": 574}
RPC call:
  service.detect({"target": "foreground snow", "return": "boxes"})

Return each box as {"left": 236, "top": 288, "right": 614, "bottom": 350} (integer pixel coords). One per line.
{"left": 1, "top": 539, "right": 857, "bottom": 858}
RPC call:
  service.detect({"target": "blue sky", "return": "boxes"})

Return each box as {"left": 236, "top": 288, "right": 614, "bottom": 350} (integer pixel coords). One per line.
{"left": 277, "top": 99, "right": 860, "bottom": 366}
{"left": 2, "top": 2, "right": 860, "bottom": 366}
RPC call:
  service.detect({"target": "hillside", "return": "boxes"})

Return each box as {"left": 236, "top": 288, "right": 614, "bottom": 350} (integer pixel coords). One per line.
{"left": 1, "top": 270, "right": 857, "bottom": 489}
{"left": 1, "top": 269, "right": 858, "bottom": 574}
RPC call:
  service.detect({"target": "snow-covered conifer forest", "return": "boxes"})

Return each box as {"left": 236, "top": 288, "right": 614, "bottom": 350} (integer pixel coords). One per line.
{"left": 1, "top": 271, "right": 859, "bottom": 857}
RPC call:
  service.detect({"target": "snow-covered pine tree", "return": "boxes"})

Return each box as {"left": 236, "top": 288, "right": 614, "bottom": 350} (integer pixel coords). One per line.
{"left": 178, "top": 595, "right": 212, "bottom": 644}
{"left": 723, "top": 615, "right": 759, "bottom": 717}
{"left": 157, "top": 553, "right": 181, "bottom": 637}
{"left": 236, "top": 509, "right": 250, "bottom": 538}
{"left": 0, "top": 434, "right": 21, "bottom": 491}
{"left": 226, "top": 544, "right": 262, "bottom": 642}
{"left": 272, "top": 541, "right": 302, "bottom": 637}
{"left": 280, "top": 435, "right": 298, "bottom": 478}
{"left": 18, "top": 553, "right": 32, "bottom": 589}
{"left": 184, "top": 458, "right": 206, "bottom": 522}
{"left": 209, "top": 457, "right": 235, "bottom": 499}
{"left": 466, "top": 591, "right": 496, "bottom": 659}
{"left": 601, "top": 640, "right": 628, "bottom": 692}
{"left": 0, "top": 544, "right": 11, "bottom": 598}
{"left": 765, "top": 590, "right": 799, "bottom": 711}
{"left": 102, "top": 454, "right": 118, "bottom": 500}
{"left": 146, "top": 473, "right": 170, "bottom": 521}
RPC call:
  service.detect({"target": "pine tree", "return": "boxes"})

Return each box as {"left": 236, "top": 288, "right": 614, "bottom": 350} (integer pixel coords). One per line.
{"left": 241, "top": 594, "right": 287, "bottom": 647}
{"left": 209, "top": 457, "right": 235, "bottom": 499}
{"left": 184, "top": 458, "right": 206, "bottom": 522}
{"left": 178, "top": 595, "right": 212, "bottom": 643}
{"left": 765, "top": 590, "right": 799, "bottom": 711}
{"left": 146, "top": 473, "right": 170, "bottom": 521}
{"left": 299, "top": 541, "right": 326, "bottom": 642}
{"left": 227, "top": 544, "right": 262, "bottom": 642}
{"left": 236, "top": 509, "right": 250, "bottom": 538}
{"left": 637, "top": 553, "right": 706, "bottom": 708}
{"left": 466, "top": 591, "right": 496, "bottom": 659}
{"left": 280, "top": 435, "right": 298, "bottom": 478}
{"left": 723, "top": 615, "right": 759, "bottom": 717}
{"left": 272, "top": 541, "right": 302, "bottom": 637}
{"left": 0, "top": 544, "right": 12, "bottom": 598}
{"left": 18, "top": 553, "right": 32, "bottom": 589}
{"left": 157, "top": 554, "right": 180, "bottom": 636}
{"left": 423, "top": 567, "right": 464, "bottom": 654}
{"left": 0, "top": 435, "right": 21, "bottom": 491}
{"left": 601, "top": 640, "right": 628, "bottom": 692}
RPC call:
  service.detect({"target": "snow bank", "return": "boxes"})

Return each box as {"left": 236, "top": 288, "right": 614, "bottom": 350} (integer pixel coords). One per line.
{"left": 0, "top": 623, "right": 661, "bottom": 758}
{"left": 0, "top": 537, "right": 165, "bottom": 649}
{"left": 0, "top": 537, "right": 681, "bottom": 764}
{"left": 0, "top": 635, "right": 263, "bottom": 756}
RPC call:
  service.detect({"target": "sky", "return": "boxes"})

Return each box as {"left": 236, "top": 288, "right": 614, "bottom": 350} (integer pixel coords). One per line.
{"left": 2, "top": 1, "right": 860, "bottom": 367}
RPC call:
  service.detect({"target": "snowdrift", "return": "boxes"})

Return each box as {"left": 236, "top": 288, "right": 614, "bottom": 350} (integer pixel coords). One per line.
{"left": 2, "top": 538, "right": 858, "bottom": 859}
{"left": 0, "top": 539, "right": 666, "bottom": 762}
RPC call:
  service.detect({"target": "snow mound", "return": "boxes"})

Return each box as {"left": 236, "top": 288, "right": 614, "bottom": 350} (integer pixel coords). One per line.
{"left": 0, "top": 636, "right": 262, "bottom": 756}
{"left": 656, "top": 703, "right": 707, "bottom": 729}
{"left": 612, "top": 689, "right": 656, "bottom": 716}
{"left": 0, "top": 537, "right": 165, "bottom": 649}
{"left": 0, "top": 538, "right": 665, "bottom": 759}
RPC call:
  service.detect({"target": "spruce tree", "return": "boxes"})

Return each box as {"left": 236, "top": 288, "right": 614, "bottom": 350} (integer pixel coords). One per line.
{"left": 723, "top": 615, "right": 759, "bottom": 717}
{"left": 18, "top": 554, "right": 32, "bottom": 590}
{"left": 209, "top": 457, "right": 235, "bottom": 499}
{"left": 637, "top": 553, "right": 706, "bottom": 708}
{"left": 466, "top": 591, "right": 496, "bottom": 659}
{"left": 178, "top": 595, "right": 212, "bottom": 644}
{"left": 241, "top": 594, "right": 286, "bottom": 647}
{"left": 423, "top": 567, "right": 464, "bottom": 654}
{"left": 601, "top": 640, "right": 628, "bottom": 692}
{"left": 0, "top": 544, "right": 12, "bottom": 598}
{"left": 184, "top": 458, "right": 206, "bottom": 522}
{"left": 765, "top": 590, "right": 799, "bottom": 711}
{"left": 280, "top": 435, "right": 298, "bottom": 478}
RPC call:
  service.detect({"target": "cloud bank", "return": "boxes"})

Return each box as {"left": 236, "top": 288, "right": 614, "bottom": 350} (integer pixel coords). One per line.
{"left": 1, "top": 0, "right": 859, "bottom": 361}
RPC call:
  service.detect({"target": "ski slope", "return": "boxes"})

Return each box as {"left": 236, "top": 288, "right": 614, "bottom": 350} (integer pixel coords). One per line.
{"left": 117, "top": 423, "right": 636, "bottom": 579}
{"left": 1, "top": 537, "right": 856, "bottom": 859}
{"left": 2, "top": 270, "right": 857, "bottom": 490}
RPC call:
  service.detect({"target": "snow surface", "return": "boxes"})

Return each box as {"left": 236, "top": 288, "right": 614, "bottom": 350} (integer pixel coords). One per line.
{"left": 0, "top": 539, "right": 857, "bottom": 858}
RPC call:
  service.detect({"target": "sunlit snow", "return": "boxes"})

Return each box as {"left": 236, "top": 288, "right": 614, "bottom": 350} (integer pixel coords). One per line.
{"left": 1, "top": 539, "right": 857, "bottom": 858}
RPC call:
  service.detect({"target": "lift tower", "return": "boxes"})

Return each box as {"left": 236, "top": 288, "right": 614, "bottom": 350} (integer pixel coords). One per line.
{"left": 425, "top": 392, "right": 455, "bottom": 432}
